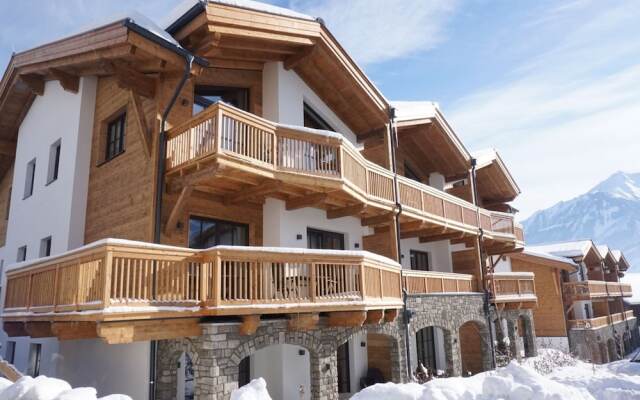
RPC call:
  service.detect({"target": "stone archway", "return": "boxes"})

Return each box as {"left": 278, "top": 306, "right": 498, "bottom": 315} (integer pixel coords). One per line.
{"left": 156, "top": 340, "right": 200, "bottom": 400}
{"left": 413, "top": 325, "right": 455, "bottom": 377}
{"left": 458, "top": 320, "right": 492, "bottom": 376}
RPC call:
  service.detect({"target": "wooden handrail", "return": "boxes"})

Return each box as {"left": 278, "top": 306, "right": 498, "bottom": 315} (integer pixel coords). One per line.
{"left": 563, "top": 280, "right": 632, "bottom": 299}
{"left": 0, "top": 358, "right": 22, "bottom": 382}
{"left": 164, "top": 102, "right": 519, "bottom": 240}
{"left": 490, "top": 272, "right": 536, "bottom": 301}
{"left": 569, "top": 311, "right": 636, "bottom": 330}
{"left": 402, "top": 270, "right": 476, "bottom": 294}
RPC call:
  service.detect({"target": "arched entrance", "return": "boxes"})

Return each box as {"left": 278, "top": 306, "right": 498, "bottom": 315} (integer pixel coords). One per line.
{"left": 177, "top": 352, "right": 195, "bottom": 400}
{"left": 238, "top": 343, "right": 311, "bottom": 400}
{"left": 459, "top": 321, "right": 490, "bottom": 376}
{"left": 414, "top": 326, "right": 451, "bottom": 377}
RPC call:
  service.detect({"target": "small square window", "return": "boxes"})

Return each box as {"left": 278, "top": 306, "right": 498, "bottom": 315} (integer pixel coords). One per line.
{"left": 24, "top": 158, "right": 36, "bottom": 199}
{"left": 17, "top": 245, "right": 27, "bottom": 262}
{"left": 5, "top": 341, "right": 15, "bottom": 364}
{"left": 47, "top": 139, "right": 61, "bottom": 184}
{"left": 105, "top": 113, "right": 126, "bottom": 161}
{"left": 40, "top": 236, "right": 52, "bottom": 258}
{"left": 27, "top": 343, "right": 42, "bottom": 377}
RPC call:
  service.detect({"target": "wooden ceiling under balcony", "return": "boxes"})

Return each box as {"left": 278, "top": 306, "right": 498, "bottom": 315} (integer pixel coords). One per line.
{"left": 171, "top": 2, "right": 390, "bottom": 137}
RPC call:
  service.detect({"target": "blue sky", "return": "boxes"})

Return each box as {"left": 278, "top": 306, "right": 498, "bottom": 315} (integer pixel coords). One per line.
{"left": 1, "top": 0, "right": 639, "bottom": 219}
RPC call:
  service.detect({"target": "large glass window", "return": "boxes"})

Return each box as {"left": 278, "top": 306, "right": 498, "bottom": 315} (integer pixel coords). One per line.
{"left": 307, "top": 228, "right": 345, "bottom": 250}
{"left": 193, "top": 86, "right": 249, "bottom": 114}
{"left": 105, "top": 113, "right": 126, "bottom": 161}
{"left": 188, "top": 216, "right": 249, "bottom": 249}
{"left": 303, "top": 103, "right": 334, "bottom": 131}
{"left": 410, "top": 250, "right": 430, "bottom": 271}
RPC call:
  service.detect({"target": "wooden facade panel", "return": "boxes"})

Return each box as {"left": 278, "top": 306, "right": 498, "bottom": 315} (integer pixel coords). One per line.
{"left": 84, "top": 77, "right": 157, "bottom": 243}
{"left": 511, "top": 259, "right": 567, "bottom": 337}
{"left": 367, "top": 333, "right": 393, "bottom": 382}
{"left": 0, "top": 163, "right": 12, "bottom": 247}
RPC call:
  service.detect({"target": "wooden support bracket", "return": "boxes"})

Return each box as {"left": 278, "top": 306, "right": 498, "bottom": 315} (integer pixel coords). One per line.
{"left": 165, "top": 186, "right": 193, "bottom": 234}
{"left": 129, "top": 90, "right": 152, "bottom": 158}
{"left": 285, "top": 192, "right": 328, "bottom": 210}
{"left": 327, "top": 204, "right": 365, "bottom": 219}
{"left": 384, "top": 309, "right": 399, "bottom": 323}
{"left": 49, "top": 68, "right": 79, "bottom": 93}
{"left": 97, "top": 318, "right": 202, "bottom": 344}
{"left": 19, "top": 74, "right": 45, "bottom": 96}
{"left": 239, "top": 315, "right": 261, "bottom": 336}
{"left": 288, "top": 313, "right": 319, "bottom": 331}
{"left": 361, "top": 212, "right": 394, "bottom": 227}
{"left": 284, "top": 44, "right": 316, "bottom": 70}
{"left": 224, "top": 181, "right": 283, "bottom": 205}
{"left": 364, "top": 309, "right": 384, "bottom": 325}
{"left": 328, "top": 311, "right": 367, "bottom": 327}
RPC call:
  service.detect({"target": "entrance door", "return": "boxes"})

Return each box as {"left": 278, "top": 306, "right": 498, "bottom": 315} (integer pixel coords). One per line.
{"left": 416, "top": 327, "right": 437, "bottom": 371}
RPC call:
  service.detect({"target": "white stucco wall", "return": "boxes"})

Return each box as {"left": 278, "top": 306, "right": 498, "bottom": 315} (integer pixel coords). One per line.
{"left": 428, "top": 173, "right": 446, "bottom": 191}
{"left": 400, "top": 238, "right": 453, "bottom": 272}
{"left": 251, "top": 344, "right": 311, "bottom": 400}
{"left": 0, "top": 77, "right": 97, "bottom": 378}
{"left": 262, "top": 62, "right": 359, "bottom": 146}
{"left": 493, "top": 256, "right": 512, "bottom": 273}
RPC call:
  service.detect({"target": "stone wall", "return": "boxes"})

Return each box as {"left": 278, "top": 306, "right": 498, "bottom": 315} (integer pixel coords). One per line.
{"left": 156, "top": 318, "right": 407, "bottom": 400}
{"left": 494, "top": 308, "right": 538, "bottom": 360}
{"left": 569, "top": 318, "right": 638, "bottom": 363}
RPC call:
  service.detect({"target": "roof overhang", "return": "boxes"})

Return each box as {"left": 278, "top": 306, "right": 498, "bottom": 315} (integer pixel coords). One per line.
{"left": 166, "top": 1, "right": 390, "bottom": 136}
{"left": 509, "top": 249, "right": 577, "bottom": 272}
{"left": 474, "top": 149, "right": 521, "bottom": 204}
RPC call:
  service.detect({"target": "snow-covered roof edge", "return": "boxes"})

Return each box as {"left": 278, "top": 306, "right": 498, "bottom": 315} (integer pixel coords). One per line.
{"left": 472, "top": 148, "right": 521, "bottom": 195}
{"left": 519, "top": 248, "right": 579, "bottom": 268}
{"left": 527, "top": 240, "right": 600, "bottom": 260}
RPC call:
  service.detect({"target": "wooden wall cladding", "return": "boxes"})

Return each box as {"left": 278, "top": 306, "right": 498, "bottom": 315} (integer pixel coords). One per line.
{"left": 0, "top": 163, "right": 13, "bottom": 247}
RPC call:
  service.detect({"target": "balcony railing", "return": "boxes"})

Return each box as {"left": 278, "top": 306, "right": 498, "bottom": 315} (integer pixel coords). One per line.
{"left": 165, "top": 102, "right": 520, "bottom": 241}
{"left": 402, "top": 270, "right": 476, "bottom": 295}
{"left": 490, "top": 272, "right": 537, "bottom": 304}
{"left": 563, "top": 280, "right": 632, "bottom": 301}
{"left": 3, "top": 240, "right": 404, "bottom": 320}
{"left": 568, "top": 310, "right": 635, "bottom": 330}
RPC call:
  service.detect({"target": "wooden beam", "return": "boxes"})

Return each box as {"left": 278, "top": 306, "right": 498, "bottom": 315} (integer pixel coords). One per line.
{"left": 364, "top": 309, "right": 384, "bottom": 325}
{"left": 356, "top": 126, "right": 386, "bottom": 142}
{"left": 419, "top": 231, "right": 465, "bottom": 243}
{"left": 288, "top": 313, "right": 319, "bottom": 331}
{"left": 129, "top": 91, "right": 152, "bottom": 158}
{"left": 19, "top": 74, "right": 45, "bottom": 96}
{"left": 97, "top": 318, "right": 202, "bottom": 344}
{"left": 327, "top": 204, "right": 365, "bottom": 219}
{"left": 0, "top": 139, "right": 17, "bottom": 156}
{"left": 165, "top": 186, "right": 193, "bottom": 234}
{"left": 3, "top": 322, "right": 27, "bottom": 337}
{"left": 361, "top": 212, "right": 394, "bottom": 227}
{"left": 327, "top": 311, "right": 367, "bottom": 327}
{"left": 224, "top": 181, "right": 283, "bottom": 205}
{"left": 239, "top": 315, "right": 261, "bottom": 335}
{"left": 52, "top": 322, "right": 98, "bottom": 340}
{"left": 196, "top": 32, "right": 222, "bottom": 55}
{"left": 25, "top": 322, "right": 54, "bottom": 338}
{"left": 285, "top": 192, "right": 328, "bottom": 211}
{"left": 110, "top": 60, "right": 156, "bottom": 99}
{"left": 284, "top": 44, "right": 316, "bottom": 70}
{"left": 168, "top": 164, "right": 220, "bottom": 191}
{"left": 49, "top": 68, "right": 79, "bottom": 93}
{"left": 384, "top": 309, "right": 399, "bottom": 323}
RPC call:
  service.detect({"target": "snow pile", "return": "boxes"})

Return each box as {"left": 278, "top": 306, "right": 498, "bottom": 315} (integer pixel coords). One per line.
{"left": 352, "top": 350, "right": 640, "bottom": 400}
{"left": 230, "top": 378, "right": 272, "bottom": 400}
{"left": 0, "top": 376, "right": 131, "bottom": 400}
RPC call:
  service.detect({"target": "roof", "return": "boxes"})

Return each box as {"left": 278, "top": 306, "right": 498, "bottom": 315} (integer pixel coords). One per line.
{"left": 391, "top": 101, "right": 439, "bottom": 122}
{"left": 612, "top": 249, "right": 632, "bottom": 271}
{"left": 472, "top": 148, "right": 521, "bottom": 203}
{"left": 509, "top": 247, "right": 578, "bottom": 271}
{"left": 528, "top": 240, "right": 601, "bottom": 261}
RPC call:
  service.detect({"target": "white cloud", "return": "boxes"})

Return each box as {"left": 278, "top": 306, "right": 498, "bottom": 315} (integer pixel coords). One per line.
{"left": 290, "top": 0, "right": 458, "bottom": 65}
{"left": 448, "top": 1, "right": 640, "bottom": 220}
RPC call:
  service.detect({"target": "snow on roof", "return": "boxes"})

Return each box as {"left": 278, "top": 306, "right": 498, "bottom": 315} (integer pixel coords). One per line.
{"left": 519, "top": 248, "right": 579, "bottom": 268}
{"left": 622, "top": 273, "right": 640, "bottom": 304}
{"left": 391, "top": 100, "right": 439, "bottom": 121}
{"left": 596, "top": 245, "right": 611, "bottom": 258}
{"left": 164, "top": 0, "right": 315, "bottom": 29}
{"left": 612, "top": 249, "right": 623, "bottom": 261}
{"left": 473, "top": 148, "right": 498, "bottom": 169}
{"left": 527, "top": 240, "right": 597, "bottom": 259}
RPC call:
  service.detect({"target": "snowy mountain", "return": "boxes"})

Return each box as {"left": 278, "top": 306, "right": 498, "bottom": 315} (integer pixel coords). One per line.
{"left": 523, "top": 171, "right": 640, "bottom": 271}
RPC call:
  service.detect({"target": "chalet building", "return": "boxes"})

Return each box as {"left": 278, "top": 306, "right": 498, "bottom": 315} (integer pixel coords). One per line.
{"left": 0, "top": 1, "right": 535, "bottom": 399}
{"left": 499, "top": 241, "right": 636, "bottom": 364}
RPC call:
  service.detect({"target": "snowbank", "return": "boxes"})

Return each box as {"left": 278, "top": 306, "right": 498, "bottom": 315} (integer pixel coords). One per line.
{"left": 0, "top": 376, "right": 131, "bottom": 400}
{"left": 231, "top": 378, "right": 272, "bottom": 400}
{"left": 352, "top": 349, "right": 640, "bottom": 400}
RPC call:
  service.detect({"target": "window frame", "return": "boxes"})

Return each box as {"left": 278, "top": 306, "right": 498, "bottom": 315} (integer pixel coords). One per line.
{"left": 105, "top": 112, "right": 126, "bottom": 162}
{"left": 47, "top": 139, "right": 61, "bottom": 184}
{"left": 17, "top": 245, "right": 27, "bottom": 262}
{"left": 188, "top": 216, "right": 249, "bottom": 249}
{"left": 27, "top": 343, "right": 42, "bottom": 377}
{"left": 307, "top": 228, "right": 345, "bottom": 250}
{"left": 40, "top": 236, "right": 52, "bottom": 258}
{"left": 5, "top": 341, "right": 15, "bottom": 364}
{"left": 23, "top": 158, "right": 36, "bottom": 199}
{"left": 193, "top": 85, "right": 249, "bottom": 115}
{"left": 410, "top": 250, "right": 430, "bottom": 271}
{"left": 416, "top": 327, "right": 437, "bottom": 371}
{"left": 303, "top": 103, "right": 335, "bottom": 131}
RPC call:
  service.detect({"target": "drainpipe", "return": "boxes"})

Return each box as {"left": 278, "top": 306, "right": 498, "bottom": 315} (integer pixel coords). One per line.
{"left": 150, "top": 54, "right": 195, "bottom": 400}
{"left": 470, "top": 158, "right": 497, "bottom": 369}
{"left": 387, "top": 107, "right": 412, "bottom": 378}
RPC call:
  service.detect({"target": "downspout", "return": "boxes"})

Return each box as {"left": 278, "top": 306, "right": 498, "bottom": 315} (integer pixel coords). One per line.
{"left": 388, "top": 107, "right": 412, "bottom": 378}
{"left": 150, "top": 54, "right": 195, "bottom": 400}
{"left": 470, "top": 158, "right": 497, "bottom": 369}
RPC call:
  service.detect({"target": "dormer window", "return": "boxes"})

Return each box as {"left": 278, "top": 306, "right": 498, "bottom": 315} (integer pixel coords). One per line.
{"left": 193, "top": 86, "right": 249, "bottom": 115}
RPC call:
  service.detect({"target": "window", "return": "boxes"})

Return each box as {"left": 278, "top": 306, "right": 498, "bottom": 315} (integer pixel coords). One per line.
{"left": 188, "top": 216, "right": 249, "bottom": 249}
{"left": 410, "top": 250, "right": 430, "bottom": 271}
{"left": 17, "top": 246, "right": 27, "bottom": 262}
{"left": 416, "top": 327, "right": 437, "bottom": 371}
{"left": 24, "top": 159, "right": 36, "bottom": 198}
{"left": 105, "top": 113, "right": 126, "bottom": 161}
{"left": 238, "top": 356, "right": 251, "bottom": 387}
{"left": 27, "top": 343, "right": 42, "bottom": 377}
{"left": 404, "top": 163, "right": 421, "bottom": 183}
{"left": 307, "top": 228, "right": 345, "bottom": 250}
{"left": 5, "top": 341, "right": 15, "bottom": 364}
{"left": 337, "top": 342, "right": 351, "bottom": 393}
{"left": 40, "top": 236, "right": 52, "bottom": 258}
{"left": 5, "top": 187, "right": 10, "bottom": 220}
{"left": 47, "top": 139, "right": 61, "bottom": 184}
{"left": 303, "top": 103, "right": 334, "bottom": 131}
{"left": 193, "top": 86, "right": 249, "bottom": 115}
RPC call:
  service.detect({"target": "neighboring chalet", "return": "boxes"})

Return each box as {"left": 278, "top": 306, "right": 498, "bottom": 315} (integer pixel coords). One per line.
{"left": 2, "top": 0, "right": 619, "bottom": 399}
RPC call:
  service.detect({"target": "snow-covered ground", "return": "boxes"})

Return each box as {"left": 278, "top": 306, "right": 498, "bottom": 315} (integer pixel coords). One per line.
{"left": 0, "top": 375, "right": 132, "bottom": 400}
{"left": 232, "top": 349, "right": 640, "bottom": 400}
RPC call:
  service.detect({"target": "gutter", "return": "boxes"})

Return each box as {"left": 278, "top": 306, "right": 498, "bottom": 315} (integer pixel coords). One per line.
{"left": 166, "top": 0, "right": 208, "bottom": 35}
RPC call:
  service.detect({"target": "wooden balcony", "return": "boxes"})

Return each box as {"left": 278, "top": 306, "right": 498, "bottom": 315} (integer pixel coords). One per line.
{"left": 2, "top": 240, "right": 403, "bottom": 343}
{"left": 490, "top": 272, "right": 537, "bottom": 309}
{"left": 568, "top": 310, "right": 635, "bottom": 330}
{"left": 402, "top": 270, "right": 477, "bottom": 295}
{"left": 164, "top": 102, "right": 521, "bottom": 251}
{"left": 563, "top": 280, "right": 633, "bottom": 301}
